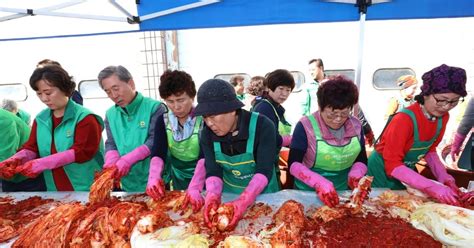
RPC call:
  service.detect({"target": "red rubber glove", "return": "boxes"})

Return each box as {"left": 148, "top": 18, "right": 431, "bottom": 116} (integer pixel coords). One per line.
{"left": 365, "top": 130, "right": 375, "bottom": 147}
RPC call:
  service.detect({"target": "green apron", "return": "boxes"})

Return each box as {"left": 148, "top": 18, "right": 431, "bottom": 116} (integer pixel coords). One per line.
{"left": 262, "top": 99, "right": 292, "bottom": 135}
{"left": 295, "top": 114, "right": 361, "bottom": 190}
{"left": 36, "top": 100, "right": 104, "bottom": 191}
{"left": 213, "top": 112, "right": 280, "bottom": 194}
{"left": 368, "top": 109, "right": 442, "bottom": 189}
{"left": 166, "top": 115, "right": 202, "bottom": 190}
{"left": 106, "top": 93, "right": 160, "bottom": 192}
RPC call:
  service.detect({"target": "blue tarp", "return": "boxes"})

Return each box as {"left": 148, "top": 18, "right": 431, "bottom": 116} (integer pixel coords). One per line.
{"left": 138, "top": 0, "right": 474, "bottom": 31}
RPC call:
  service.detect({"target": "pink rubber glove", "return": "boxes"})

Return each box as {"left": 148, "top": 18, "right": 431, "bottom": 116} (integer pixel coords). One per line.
{"left": 103, "top": 150, "right": 120, "bottom": 168}
{"left": 225, "top": 173, "right": 268, "bottom": 230}
{"left": 450, "top": 132, "right": 466, "bottom": 160}
{"left": 290, "top": 162, "right": 339, "bottom": 207}
{"left": 460, "top": 191, "right": 474, "bottom": 206}
{"left": 281, "top": 135, "right": 292, "bottom": 147}
{"left": 146, "top": 156, "right": 165, "bottom": 200}
{"left": 0, "top": 149, "right": 37, "bottom": 179}
{"left": 391, "top": 165, "right": 460, "bottom": 206}
{"left": 348, "top": 162, "right": 368, "bottom": 190}
{"left": 16, "top": 149, "right": 75, "bottom": 178}
{"left": 204, "top": 176, "right": 223, "bottom": 228}
{"left": 424, "top": 151, "right": 459, "bottom": 194}
{"left": 183, "top": 159, "right": 206, "bottom": 213}
{"left": 114, "top": 145, "right": 151, "bottom": 178}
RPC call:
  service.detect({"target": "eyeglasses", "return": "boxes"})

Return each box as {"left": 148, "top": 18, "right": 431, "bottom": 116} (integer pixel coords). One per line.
{"left": 325, "top": 109, "right": 352, "bottom": 120}
{"left": 432, "top": 94, "right": 464, "bottom": 107}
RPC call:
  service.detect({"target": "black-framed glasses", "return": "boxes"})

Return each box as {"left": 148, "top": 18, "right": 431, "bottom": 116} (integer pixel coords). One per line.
{"left": 432, "top": 94, "right": 464, "bottom": 107}
{"left": 325, "top": 109, "right": 352, "bottom": 120}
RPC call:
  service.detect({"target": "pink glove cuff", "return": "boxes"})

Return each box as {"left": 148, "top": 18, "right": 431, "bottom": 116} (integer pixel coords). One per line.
{"left": 452, "top": 132, "right": 467, "bottom": 146}
{"left": 281, "top": 135, "right": 292, "bottom": 147}
{"left": 424, "top": 151, "right": 455, "bottom": 184}
{"left": 41, "top": 149, "right": 76, "bottom": 171}
{"left": 188, "top": 159, "right": 206, "bottom": 191}
{"left": 12, "top": 149, "right": 37, "bottom": 164}
{"left": 391, "top": 165, "right": 432, "bottom": 189}
{"left": 450, "top": 132, "right": 467, "bottom": 158}
{"left": 104, "top": 150, "right": 120, "bottom": 166}
{"left": 239, "top": 173, "right": 268, "bottom": 205}
{"left": 122, "top": 145, "right": 151, "bottom": 164}
{"left": 349, "top": 162, "right": 367, "bottom": 178}
{"left": 289, "top": 161, "right": 319, "bottom": 188}
{"left": 205, "top": 176, "right": 223, "bottom": 196}
{"left": 148, "top": 156, "right": 164, "bottom": 181}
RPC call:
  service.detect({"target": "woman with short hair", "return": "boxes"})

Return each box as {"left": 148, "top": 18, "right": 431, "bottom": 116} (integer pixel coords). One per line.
{"left": 8, "top": 65, "right": 104, "bottom": 191}
{"left": 288, "top": 75, "right": 368, "bottom": 207}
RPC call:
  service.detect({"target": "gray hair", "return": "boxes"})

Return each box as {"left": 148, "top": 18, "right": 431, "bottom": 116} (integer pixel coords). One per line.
{"left": 1, "top": 99, "right": 18, "bottom": 112}
{"left": 97, "top": 65, "right": 133, "bottom": 88}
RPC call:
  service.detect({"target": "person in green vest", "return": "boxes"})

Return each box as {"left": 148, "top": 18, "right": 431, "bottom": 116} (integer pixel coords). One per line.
{"left": 149, "top": 69, "right": 205, "bottom": 211}
{"left": 99, "top": 65, "right": 168, "bottom": 193}
{"left": 12, "top": 65, "right": 104, "bottom": 191}
{"left": 0, "top": 109, "right": 36, "bottom": 191}
{"left": 1, "top": 99, "right": 31, "bottom": 126}
{"left": 288, "top": 76, "right": 368, "bottom": 207}
{"left": 230, "top": 75, "right": 246, "bottom": 102}
{"left": 195, "top": 79, "right": 280, "bottom": 231}
{"left": 368, "top": 64, "right": 467, "bottom": 206}
{"left": 301, "top": 58, "right": 324, "bottom": 116}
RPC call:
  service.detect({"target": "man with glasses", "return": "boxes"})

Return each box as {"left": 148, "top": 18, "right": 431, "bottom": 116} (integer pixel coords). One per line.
{"left": 288, "top": 75, "right": 368, "bottom": 207}
{"left": 368, "top": 64, "right": 467, "bottom": 206}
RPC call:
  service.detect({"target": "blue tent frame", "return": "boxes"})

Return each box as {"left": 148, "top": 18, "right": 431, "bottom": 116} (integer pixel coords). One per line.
{"left": 138, "top": 0, "right": 474, "bottom": 31}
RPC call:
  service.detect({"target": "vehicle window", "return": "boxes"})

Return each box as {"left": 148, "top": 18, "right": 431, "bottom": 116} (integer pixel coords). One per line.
{"left": 78, "top": 80, "right": 107, "bottom": 99}
{"left": 0, "top": 84, "right": 27, "bottom": 101}
{"left": 290, "top": 71, "right": 305, "bottom": 93}
{"left": 373, "top": 68, "right": 416, "bottom": 90}
{"left": 214, "top": 73, "right": 252, "bottom": 88}
{"left": 325, "top": 69, "right": 355, "bottom": 82}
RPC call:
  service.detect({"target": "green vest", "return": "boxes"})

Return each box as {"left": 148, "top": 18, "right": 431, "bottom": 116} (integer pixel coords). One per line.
{"left": 368, "top": 109, "right": 442, "bottom": 189}
{"left": 295, "top": 114, "right": 361, "bottom": 191}
{"left": 213, "top": 112, "right": 280, "bottom": 194}
{"left": 302, "top": 80, "right": 319, "bottom": 116}
{"left": 262, "top": 99, "right": 292, "bottom": 135}
{"left": 237, "top": 94, "right": 246, "bottom": 101}
{"left": 106, "top": 93, "right": 160, "bottom": 192}
{"left": 166, "top": 115, "right": 202, "bottom": 190}
{"left": 36, "top": 100, "right": 104, "bottom": 191}
{"left": 16, "top": 109, "right": 31, "bottom": 126}
{"left": 0, "top": 110, "right": 31, "bottom": 183}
